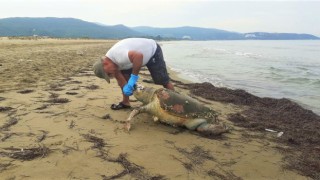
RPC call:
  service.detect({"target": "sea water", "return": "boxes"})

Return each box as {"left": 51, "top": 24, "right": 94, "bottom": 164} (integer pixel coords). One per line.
{"left": 160, "top": 40, "right": 320, "bottom": 115}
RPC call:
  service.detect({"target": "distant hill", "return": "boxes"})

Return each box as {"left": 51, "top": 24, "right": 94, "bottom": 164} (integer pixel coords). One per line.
{"left": 0, "top": 17, "right": 142, "bottom": 39}
{"left": 131, "top": 26, "right": 244, "bottom": 40}
{"left": 132, "top": 26, "right": 319, "bottom": 40}
{"left": 244, "top": 32, "right": 318, "bottom": 40}
{"left": 0, "top": 17, "right": 319, "bottom": 40}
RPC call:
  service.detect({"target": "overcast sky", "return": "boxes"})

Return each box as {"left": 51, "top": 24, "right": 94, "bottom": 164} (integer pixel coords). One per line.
{"left": 1, "top": 0, "right": 320, "bottom": 36}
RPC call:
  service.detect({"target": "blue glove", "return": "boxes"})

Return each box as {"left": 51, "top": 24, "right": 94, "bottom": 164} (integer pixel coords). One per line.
{"left": 123, "top": 74, "right": 139, "bottom": 96}
{"left": 127, "top": 74, "right": 139, "bottom": 87}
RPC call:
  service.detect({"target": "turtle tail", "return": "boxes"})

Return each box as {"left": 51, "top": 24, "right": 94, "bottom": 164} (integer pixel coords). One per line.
{"left": 185, "top": 118, "right": 229, "bottom": 136}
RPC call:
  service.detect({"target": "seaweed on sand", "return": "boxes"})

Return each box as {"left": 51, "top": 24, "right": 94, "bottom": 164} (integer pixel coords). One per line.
{"left": 82, "top": 134, "right": 106, "bottom": 150}
{"left": 0, "top": 117, "right": 18, "bottom": 131}
{"left": 169, "top": 142, "right": 241, "bottom": 179}
{"left": 69, "top": 120, "right": 76, "bottom": 129}
{"left": 69, "top": 80, "right": 82, "bottom": 84}
{"left": 17, "top": 89, "right": 34, "bottom": 94}
{"left": 1, "top": 133, "right": 17, "bottom": 142}
{"left": 47, "top": 83, "right": 65, "bottom": 91}
{"left": 37, "top": 130, "right": 48, "bottom": 142}
{"left": 35, "top": 104, "right": 49, "bottom": 110}
{"left": 49, "top": 92, "right": 59, "bottom": 99}
{"left": 46, "top": 98, "right": 70, "bottom": 104}
{"left": 207, "top": 169, "right": 242, "bottom": 180}
{"left": 0, "top": 106, "right": 13, "bottom": 112}
{"left": 82, "top": 134, "right": 165, "bottom": 180}
{"left": 0, "top": 145, "right": 50, "bottom": 161}
{"left": 171, "top": 155, "right": 194, "bottom": 172}
{"left": 66, "top": 92, "right": 78, "bottom": 95}
{"left": 173, "top": 144, "right": 214, "bottom": 165}
{"left": 0, "top": 163, "right": 12, "bottom": 173}
{"left": 102, "top": 153, "right": 165, "bottom": 180}
{"left": 85, "top": 84, "right": 99, "bottom": 90}
{"left": 186, "top": 82, "right": 320, "bottom": 179}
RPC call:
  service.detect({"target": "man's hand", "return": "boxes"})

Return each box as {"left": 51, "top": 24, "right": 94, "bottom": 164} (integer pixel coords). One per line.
{"left": 122, "top": 74, "right": 139, "bottom": 96}
{"left": 123, "top": 84, "right": 134, "bottom": 96}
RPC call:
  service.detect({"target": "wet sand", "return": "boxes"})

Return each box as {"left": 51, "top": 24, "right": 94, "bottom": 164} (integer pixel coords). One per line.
{"left": 0, "top": 38, "right": 317, "bottom": 179}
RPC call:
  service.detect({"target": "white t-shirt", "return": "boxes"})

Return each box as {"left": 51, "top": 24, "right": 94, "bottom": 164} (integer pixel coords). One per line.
{"left": 106, "top": 38, "right": 157, "bottom": 70}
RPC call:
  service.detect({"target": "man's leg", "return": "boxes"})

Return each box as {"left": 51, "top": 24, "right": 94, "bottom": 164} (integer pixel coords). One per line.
{"left": 163, "top": 82, "right": 174, "bottom": 90}
{"left": 146, "top": 44, "right": 175, "bottom": 91}
{"left": 111, "top": 70, "right": 132, "bottom": 110}
{"left": 121, "top": 72, "right": 131, "bottom": 106}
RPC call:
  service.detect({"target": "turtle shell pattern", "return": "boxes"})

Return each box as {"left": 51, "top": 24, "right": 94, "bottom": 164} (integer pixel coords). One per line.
{"left": 155, "top": 88, "right": 217, "bottom": 120}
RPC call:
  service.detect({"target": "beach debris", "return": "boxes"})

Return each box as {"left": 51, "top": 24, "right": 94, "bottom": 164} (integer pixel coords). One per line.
{"left": 228, "top": 113, "right": 264, "bottom": 130}
{"left": 102, "top": 153, "right": 142, "bottom": 179}
{"left": 126, "top": 85, "right": 229, "bottom": 136}
{"left": 207, "top": 169, "right": 240, "bottom": 180}
{"left": 36, "top": 130, "right": 48, "bottom": 142}
{"left": 0, "top": 163, "right": 12, "bottom": 173}
{"left": 46, "top": 98, "right": 70, "bottom": 104}
{"left": 66, "top": 92, "right": 78, "bottom": 95}
{"left": 171, "top": 155, "right": 194, "bottom": 171}
{"left": 78, "top": 70, "right": 94, "bottom": 77}
{"left": 35, "top": 104, "right": 49, "bottom": 110}
{"left": 174, "top": 145, "right": 214, "bottom": 165}
{"left": 17, "top": 89, "right": 34, "bottom": 94}
{"left": 0, "top": 145, "right": 50, "bottom": 161}
{"left": 49, "top": 92, "right": 59, "bottom": 98}
{"left": 0, "top": 117, "right": 18, "bottom": 131}
{"left": 85, "top": 84, "right": 99, "bottom": 90}
{"left": 0, "top": 106, "right": 13, "bottom": 112}
{"left": 70, "top": 87, "right": 80, "bottom": 91}
{"left": 277, "top": 132, "right": 284, "bottom": 137}
{"left": 1, "top": 133, "right": 17, "bottom": 142}
{"left": 69, "top": 80, "right": 82, "bottom": 84}
{"left": 102, "top": 114, "right": 112, "bottom": 120}
{"left": 47, "top": 83, "right": 65, "bottom": 91}
{"left": 265, "top": 128, "right": 277, "bottom": 133}
{"left": 265, "top": 129, "right": 284, "bottom": 137}
{"left": 69, "top": 120, "right": 76, "bottom": 129}
{"left": 48, "top": 111, "right": 68, "bottom": 117}
{"left": 82, "top": 134, "right": 105, "bottom": 150}
{"left": 101, "top": 153, "right": 165, "bottom": 180}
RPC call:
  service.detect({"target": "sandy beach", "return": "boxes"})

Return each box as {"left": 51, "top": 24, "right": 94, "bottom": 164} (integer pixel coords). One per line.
{"left": 0, "top": 38, "right": 319, "bottom": 179}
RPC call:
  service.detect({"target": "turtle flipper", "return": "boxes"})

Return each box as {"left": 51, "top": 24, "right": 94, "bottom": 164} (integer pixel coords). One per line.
{"left": 196, "top": 122, "right": 229, "bottom": 136}
{"left": 125, "top": 104, "right": 150, "bottom": 131}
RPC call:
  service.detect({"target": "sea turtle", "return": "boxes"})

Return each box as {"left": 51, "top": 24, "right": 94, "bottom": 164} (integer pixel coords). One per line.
{"left": 125, "top": 85, "right": 229, "bottom": 135}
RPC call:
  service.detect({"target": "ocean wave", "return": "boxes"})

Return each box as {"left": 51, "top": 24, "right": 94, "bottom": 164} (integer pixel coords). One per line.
{"left": 269, "top": 66, "right": 283, "bottom": 71}
{"left": 311, "top": 79, "right": 320, "bottom": 87}
{"left": 234, "top": 51, "right": 263, "bottom": 59}
{"left": 169, "top": 67, "right": 225, "bottom": 87}
{"left": 297, "top": 66, "right": 309, "bottom": 71}
{"left": 280, "top": 77, "right": 312, "bottom": 84}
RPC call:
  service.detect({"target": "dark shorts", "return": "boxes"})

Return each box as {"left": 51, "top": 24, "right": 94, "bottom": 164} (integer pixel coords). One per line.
{"left": 146, "top": 44, "right": 170, "bottom": 85}
{"left": 121, "top": 43, "right": 170, "bottom": 86}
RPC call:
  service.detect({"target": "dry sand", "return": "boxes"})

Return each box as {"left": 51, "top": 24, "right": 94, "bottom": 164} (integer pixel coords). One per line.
{"left": 0, "top": 38, "right": 311, "bottom": 179}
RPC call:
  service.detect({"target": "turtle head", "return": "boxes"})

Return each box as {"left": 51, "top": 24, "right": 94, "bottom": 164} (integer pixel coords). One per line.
{"left": 133, "top": 84, "right": 156, "bottom": 104}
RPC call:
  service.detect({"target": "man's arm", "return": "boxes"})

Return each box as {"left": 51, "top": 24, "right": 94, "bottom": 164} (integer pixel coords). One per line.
{"left": 114, "top": 70, "right": 128, "bottom": 88}
{"left": 128, "top": 51, "right": 143, "bottom": 75}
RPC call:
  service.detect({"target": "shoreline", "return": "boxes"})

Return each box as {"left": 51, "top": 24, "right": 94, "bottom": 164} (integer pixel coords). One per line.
{"left": 1, "top": 39, "right": 319, "bottom": 179}
{"left": 168, "top": 66, "right": 320, "bottom": 116}
{"left": 160, "top": 40, "right": 320, "bottom": 116}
